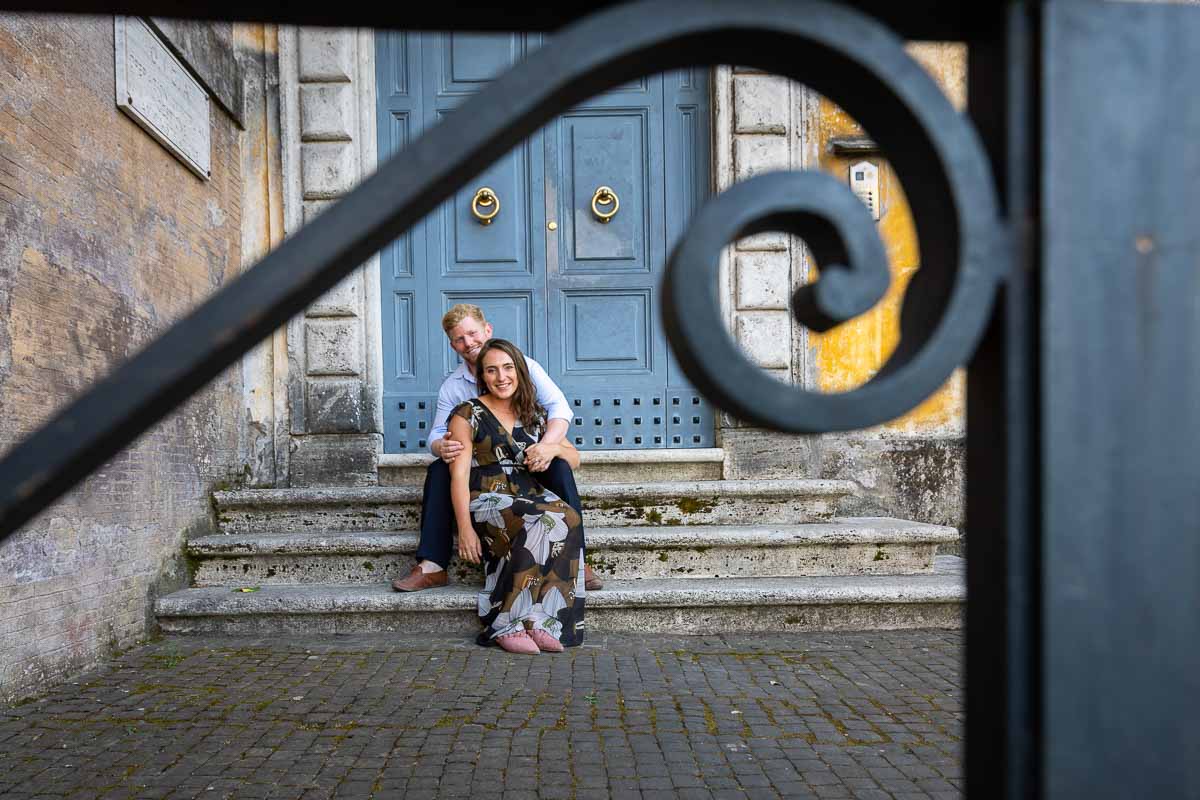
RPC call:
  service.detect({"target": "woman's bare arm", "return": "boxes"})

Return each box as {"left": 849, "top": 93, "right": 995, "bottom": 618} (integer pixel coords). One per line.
{"left": 448, "top": 414, "right": 481, "bottom": 563}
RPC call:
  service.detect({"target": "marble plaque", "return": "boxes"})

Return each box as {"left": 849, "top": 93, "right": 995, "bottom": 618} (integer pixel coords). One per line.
{"left": 114, "top": 16, "right": 211, "bottom": 180}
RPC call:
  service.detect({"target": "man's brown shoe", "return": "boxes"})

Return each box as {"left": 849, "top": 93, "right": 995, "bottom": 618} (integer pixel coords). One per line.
{"left": 391, "top": 564, "right": 448, "bottom": 592}
{"left": 584, "top": 564, "right": 604, "bottom": 591}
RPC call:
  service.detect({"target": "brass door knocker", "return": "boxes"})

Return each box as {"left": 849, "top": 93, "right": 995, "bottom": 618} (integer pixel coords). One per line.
{"left": 591, "top": 185, "right": 619, "bottom": 223}
{"left": 471, "top": 187, "right": 500, "bottom": 225}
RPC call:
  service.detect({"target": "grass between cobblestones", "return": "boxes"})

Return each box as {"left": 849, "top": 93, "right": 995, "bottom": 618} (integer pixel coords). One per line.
{"left": 0, "top": 631, "right": 962, "bottom": 799}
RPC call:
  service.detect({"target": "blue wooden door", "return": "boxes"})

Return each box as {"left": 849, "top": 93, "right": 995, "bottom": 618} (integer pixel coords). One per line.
{"left": 376, "top": 32, "right": 711, "bottom": 452}
{"left": 546, "top": 69, "right": 712, "bottom": 449}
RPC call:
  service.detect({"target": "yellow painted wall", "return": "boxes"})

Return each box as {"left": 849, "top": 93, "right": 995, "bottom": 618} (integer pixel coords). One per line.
{"left": 807, "top": 43, "right": 966, "bottom": 434}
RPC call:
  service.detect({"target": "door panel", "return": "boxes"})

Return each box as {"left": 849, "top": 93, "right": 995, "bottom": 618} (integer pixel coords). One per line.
{"left": 385, "top": 112, "right": 414, "bottom": 278}
{"left": 429, "top": 136, "right": 535, "bottom": 277}
{"left": 562, "top": 289, "right": 652, "bottom": 374}
{"left": 570, "top": 389, "right": 667, "bottom": 449}
{"left": 664, "top": 66, "right": 712, "bottom": 393}
{"left": 390, "top": 292, "right": 417, "bottom": 379}
{"left": 439, "top": 32, "right": 521, "bottom": 94}
{"left": 561, "top": 111, "right": 648, "bottom": 267}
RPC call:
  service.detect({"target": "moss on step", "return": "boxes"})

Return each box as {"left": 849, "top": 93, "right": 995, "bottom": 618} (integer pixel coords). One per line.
{"left": 676, "top": 497, "right": 718, "bottom": 515}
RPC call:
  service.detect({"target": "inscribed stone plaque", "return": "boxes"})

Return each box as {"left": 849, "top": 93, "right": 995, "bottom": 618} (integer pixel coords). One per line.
{"left": 114, "top": 16, "right": 211, "bottom": 180}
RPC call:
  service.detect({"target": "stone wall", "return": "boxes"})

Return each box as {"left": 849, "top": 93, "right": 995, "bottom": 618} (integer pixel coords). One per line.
{"left": 715, "top": 47, "right": 968, "bottom": 535}
{"left": 0, "top": 14, "right": 268, "bottom": 701}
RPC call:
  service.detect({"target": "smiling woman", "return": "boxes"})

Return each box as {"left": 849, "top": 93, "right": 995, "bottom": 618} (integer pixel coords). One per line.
{"left": 476, "top": 339, "right": 545, "bottom": 437}
{"left": 446, "top": 338, "right": 586, "bottom": 655}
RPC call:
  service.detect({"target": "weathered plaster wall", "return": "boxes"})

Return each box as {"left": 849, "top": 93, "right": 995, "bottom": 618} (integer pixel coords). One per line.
{"left": 716, "top": 45, "right": 968, "bottom": 535}
{"left": 0, "top": 15, "right": 268, "bottom": 701}
{"left": 236, "top": 22, "right": 289, "bottom": 488}
{"left": 809, "top": 42, "right": 967, "bottom": 436}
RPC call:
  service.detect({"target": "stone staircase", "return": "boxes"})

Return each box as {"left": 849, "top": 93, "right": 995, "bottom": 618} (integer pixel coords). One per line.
{"left": 156, "top": 450, "right": 964, "bottom": 635}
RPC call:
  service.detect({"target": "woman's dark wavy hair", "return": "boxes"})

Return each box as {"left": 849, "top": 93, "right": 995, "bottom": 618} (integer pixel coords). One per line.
{"left": 474, "top": 338, "right": 546, "bottom": 431}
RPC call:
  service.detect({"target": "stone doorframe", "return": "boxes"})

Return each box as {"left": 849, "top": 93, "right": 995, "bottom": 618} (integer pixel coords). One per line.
{"left": 274, "top": 26, "right": 383, "bottom": 487}
{"left": 269, "top": 26, "right": 815, "bottom": 487}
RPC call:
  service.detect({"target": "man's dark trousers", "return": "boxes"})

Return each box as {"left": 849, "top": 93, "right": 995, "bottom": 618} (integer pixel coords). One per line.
{"left": 415, "top": 457, "right": 582, "bottom": 568}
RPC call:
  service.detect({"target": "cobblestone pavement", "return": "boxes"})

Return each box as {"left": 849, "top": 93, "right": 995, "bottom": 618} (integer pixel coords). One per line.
{"left": 0, "top": 630, "right": 962, "bottom": 799}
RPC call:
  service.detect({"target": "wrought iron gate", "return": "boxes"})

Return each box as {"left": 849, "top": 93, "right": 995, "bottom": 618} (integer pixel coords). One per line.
{"left": 1, "top": 1, "right": 1198, "bottom": 796}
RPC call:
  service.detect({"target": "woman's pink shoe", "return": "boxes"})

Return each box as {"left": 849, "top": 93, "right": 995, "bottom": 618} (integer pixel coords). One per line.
{"left": 496, "top": 630, "right": 539, "bottom": 654}
{"left": 528, "top": 628, "right": 564, "bottom": 653}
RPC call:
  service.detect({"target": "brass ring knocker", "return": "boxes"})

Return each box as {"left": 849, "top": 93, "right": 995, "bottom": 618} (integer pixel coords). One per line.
{"left": 471, "top": 187, "right": 500, "bottom": 225}
{"left": 591, "top": 185, "right": 619, "bottom": 223}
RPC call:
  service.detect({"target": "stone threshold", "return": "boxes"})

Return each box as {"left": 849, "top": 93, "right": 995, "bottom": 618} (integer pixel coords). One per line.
{"left": 378, "top": 447, "right": 727, "bottom": 484}
{"left": 377, "top": 447, "right": 725, "bottom": 468}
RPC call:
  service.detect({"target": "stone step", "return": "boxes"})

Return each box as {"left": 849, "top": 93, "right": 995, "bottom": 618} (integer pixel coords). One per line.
{"left": 379, "top": 448, "right": 725, "bottom": 485}
{"left": 157, "top": 556, "right": 964, "bottom": 635}
{"left": 213, "top": 479, "right": 857, "bottom": 534}
{"left": 187, "top": 518, "right": 957, "bottom": 586}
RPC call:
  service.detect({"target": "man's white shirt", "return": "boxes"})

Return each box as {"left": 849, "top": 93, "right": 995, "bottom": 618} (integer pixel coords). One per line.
{"left": 427, "top": 357, "right": 571, "bottom": 453}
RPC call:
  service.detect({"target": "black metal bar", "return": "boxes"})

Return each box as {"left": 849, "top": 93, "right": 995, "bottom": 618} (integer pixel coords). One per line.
{"left": 965, "top": 2, "right": 1042, "bottom": 797}
{"left": 1042, "top": 2, "right": 1200, "bottom": 795}
{"left": 0, "top": 1, "right": 987, "bottom": 40}
{"left": 3, "top": 1, "right": 1198, "bottom": 796}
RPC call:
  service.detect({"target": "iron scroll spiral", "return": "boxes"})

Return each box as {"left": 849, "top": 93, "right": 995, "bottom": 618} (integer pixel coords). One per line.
{"left": 648, "top": 9, "right": 1008, "bottom": 433}
{"left": 0, "top": 0, "right": 1006, "bottom": 537}
{"left": 512, "top": 0, "right": 1003, "bottom": 434}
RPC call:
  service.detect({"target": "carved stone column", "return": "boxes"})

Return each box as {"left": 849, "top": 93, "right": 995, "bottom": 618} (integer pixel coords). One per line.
{"left": 278, "top": 26, "right": 382, "bottom": 486}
